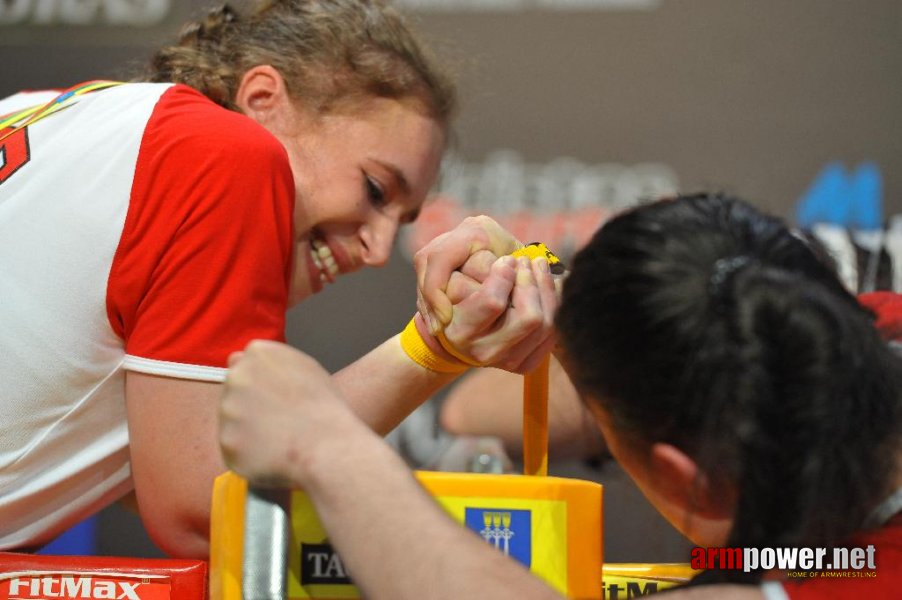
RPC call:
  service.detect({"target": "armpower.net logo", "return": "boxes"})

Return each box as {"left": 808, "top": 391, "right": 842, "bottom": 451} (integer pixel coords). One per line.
{"left": 693, "top": 545, "right": 878, "bottom": 578}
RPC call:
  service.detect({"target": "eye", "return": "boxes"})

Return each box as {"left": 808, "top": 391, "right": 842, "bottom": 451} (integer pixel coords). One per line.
{"left": 365, "top": 175, "right": 386, "bottom": 207}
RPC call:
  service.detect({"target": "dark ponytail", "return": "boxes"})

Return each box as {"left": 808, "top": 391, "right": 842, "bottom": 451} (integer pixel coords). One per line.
{"left": 723, "top": 268, "right": 901, "bottom": 550}
{"left": 556, "top": 193, "right": 902, "bottom": 583}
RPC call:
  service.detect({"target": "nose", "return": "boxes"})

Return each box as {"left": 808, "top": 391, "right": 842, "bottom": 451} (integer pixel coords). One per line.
{"left": 360, "top": 215, "right": 399, "bottom": 268}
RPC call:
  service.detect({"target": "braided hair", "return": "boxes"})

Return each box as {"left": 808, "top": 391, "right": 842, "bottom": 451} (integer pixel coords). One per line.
{"left": 556, "top": 193, "right": 902, "bottom": 583}
{"left": 146, "top": 0, "right": 456, "bottom": 123}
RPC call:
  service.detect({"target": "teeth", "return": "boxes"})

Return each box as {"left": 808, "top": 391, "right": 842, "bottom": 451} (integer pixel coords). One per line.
{"left": 310, "top": 237, "right": 340, "bottom": 284}
{"left": 322, "top": 254, "right": 338, "bottom": 277}
{"left": 311, "top": 238, "right": 340, "bottom": 278}
{"left": 310, "top": 248, "right": 324, "bottom": 271}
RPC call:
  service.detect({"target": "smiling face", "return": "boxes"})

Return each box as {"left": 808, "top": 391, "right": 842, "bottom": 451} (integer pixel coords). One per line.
{"left": 275, "top": 97, "right": 446, "bottom": 305}
{"left": 235, "top": 66, "right": 447, "bottom": 306}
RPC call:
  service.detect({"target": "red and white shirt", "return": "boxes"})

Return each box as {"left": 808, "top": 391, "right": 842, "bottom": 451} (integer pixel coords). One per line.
{"left": 0, "top": 82, "right": 295, "bottom": 548}
{"left": 761, "top": 512, "right": 902, "bottom": 600}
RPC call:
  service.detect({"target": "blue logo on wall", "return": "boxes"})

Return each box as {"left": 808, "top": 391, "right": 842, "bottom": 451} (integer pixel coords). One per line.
{"left": 465, "top": 508, "right": 531, "bottom": 567}
{"left": 795, "top": 161, "right": 883, "bottom": 229}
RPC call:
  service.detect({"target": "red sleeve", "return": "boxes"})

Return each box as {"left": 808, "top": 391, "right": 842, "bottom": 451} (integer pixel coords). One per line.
{"left": 773, "top": 519, "right": 902, "bottom": 599}
{"left": 858, "top": 292, "right": 902, "bottom": 342}
{"left": 107, "top": 85, "right": 295, "bottom": 376}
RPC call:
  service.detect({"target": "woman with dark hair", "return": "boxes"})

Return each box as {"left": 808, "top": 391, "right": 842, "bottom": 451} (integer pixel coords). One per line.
{"left": 0, "top": 0, "right": 555, "bottom": 557}
{"left": 555, "top": 193, "right": 902, "bottom": 596}
{"left": 221, "top": 193, "right": 902, "bottom": 598}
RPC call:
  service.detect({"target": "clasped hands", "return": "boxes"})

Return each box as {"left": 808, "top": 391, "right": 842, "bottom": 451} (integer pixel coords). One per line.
{"left": 413, "top": 215, "right": 561, "bottom": 374}
{"left": 220, "top": 216, "right": 560, "bottom": 486}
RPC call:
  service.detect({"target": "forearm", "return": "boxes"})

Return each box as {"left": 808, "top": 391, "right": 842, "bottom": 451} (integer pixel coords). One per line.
{"left": 301, "top": 416, "right": 562, "bottom": 600}
{"left": 442, "top": 358, "right": 606, "bottom": 460}
{"left": 334, "top": 334, "right": 462, "bottom": 435}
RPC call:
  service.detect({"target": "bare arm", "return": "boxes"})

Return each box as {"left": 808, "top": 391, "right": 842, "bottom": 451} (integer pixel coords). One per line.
{"left": 125, "top": 372, "right": 226, "bottom": 558}
{"left": 220, "top": 345, "right": 770, "bottom": 600}
{"left": 304, "top": 416, "right": 563, "bottom": 600}
{"left": 441, "top": 360, "right": 607, "bottom": 460}
{"left": 220, "top": 342, "right": 562, "bottom": 600}
{"left": 336, "top": 248, "right": 558, "bottom": 435}
{"left": 332, "top": 334, "right": 461, "bottom": 435}
{"left": 219, "top": 342, "right": 763, "bottom": 600}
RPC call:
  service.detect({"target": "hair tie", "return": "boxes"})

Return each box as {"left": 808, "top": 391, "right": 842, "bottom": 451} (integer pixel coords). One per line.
{"left": 709, "top": 255, "right": 751, "bottom": 296}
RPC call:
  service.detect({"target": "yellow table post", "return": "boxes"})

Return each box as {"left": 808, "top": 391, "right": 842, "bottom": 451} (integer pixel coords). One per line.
{"left": 523, "top": 354, "right": 550, "bottom": 476}
{"left": 511, "top": 242, "right": 560, "bottom": 477}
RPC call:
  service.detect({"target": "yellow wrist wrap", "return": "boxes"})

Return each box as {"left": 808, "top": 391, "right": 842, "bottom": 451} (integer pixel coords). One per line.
{"left": 400, "top": 317, "right": 469, "bottom": 374}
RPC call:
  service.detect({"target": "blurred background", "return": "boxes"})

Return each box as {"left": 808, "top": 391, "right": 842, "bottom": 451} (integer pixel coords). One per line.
{"left": 4, "top": 0, "right": 900, "bottom": 563}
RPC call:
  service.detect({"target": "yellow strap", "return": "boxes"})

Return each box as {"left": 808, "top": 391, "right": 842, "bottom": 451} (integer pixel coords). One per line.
{"left": 0, "top": 80, "right": 123, "bottom": 143}
{"left": 399, "top": 317, "right": 468, "bottom": 374}
{"left": 523, "top": 354, "right": 551, "bottom": 477}
{"left": 401, "top": 241, "right": 561, "bottom": 476}
{"left": 511, "top": 242, "right": 561, "bottom": 266}
{"left": 434, "top": 330, "right": 484, "bottom": 367}
{"left": 509, "top": 243, "right": 560, "bottom": 477}
{"left": 0, "top": 104, "right": 43, "bottom": 131}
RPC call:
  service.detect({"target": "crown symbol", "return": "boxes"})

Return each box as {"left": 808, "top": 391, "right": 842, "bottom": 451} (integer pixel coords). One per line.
{"left": 479, "top": 511, "right": 515, "bottom": 555}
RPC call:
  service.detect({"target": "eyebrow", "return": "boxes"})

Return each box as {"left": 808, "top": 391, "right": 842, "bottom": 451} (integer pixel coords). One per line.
{"left": 373, "top": 159, "right": 411, "bottom": 197}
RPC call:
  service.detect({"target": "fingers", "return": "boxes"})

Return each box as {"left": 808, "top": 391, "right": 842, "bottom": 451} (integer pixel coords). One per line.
{"left": 442, "top": 256, "right": 559, "bottom": 371}
{"left": 414, "top": 230, "right": 455, "bottom": 332}
{"left": 444, "top": 255, "right": 517, "bottom": 344}
{"left": 227, "top": 350, "right": 244, "bottom": 368}
{"left": 420, "top": 248, "right": 501, "bottom": 324}
{"left": 469, "top": 257, "right": 549, "bottom": 368}
{"left": 459, "top": 249, "right": 498, "bottom": 282}
{"left": 446, "top": 271, "right": 482, "bottom": 305}
{"left": 513, "top": 334, "right": 558, "bottom": 373}
{"left": 415, "top": 216, "right": 521, "bottom": 333}
{"left": 219, "top": 340, "right": 342, "bottom": 485}
{"left": 442, "top": 248, "right": 499, "bottom": 304}
{"left": 482, "top": 257, "right": 559, "bottom": 372}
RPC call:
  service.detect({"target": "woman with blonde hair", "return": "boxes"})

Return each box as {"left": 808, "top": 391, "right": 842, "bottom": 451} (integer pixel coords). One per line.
{"left": 0, "top": 0, "right": 555, "bottom": 557}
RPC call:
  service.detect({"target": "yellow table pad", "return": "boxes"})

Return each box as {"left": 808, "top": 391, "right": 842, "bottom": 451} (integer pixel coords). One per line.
{"left": 210, "top": 471, "right": 603, "bottom": 600}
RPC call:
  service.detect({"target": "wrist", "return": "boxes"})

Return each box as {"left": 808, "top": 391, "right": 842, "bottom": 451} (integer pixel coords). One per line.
{"left": 413, "top": 313, "right": 460, "bottom": 364}
{"left": 399, "top": 314, "right": 469, "bottom": 374}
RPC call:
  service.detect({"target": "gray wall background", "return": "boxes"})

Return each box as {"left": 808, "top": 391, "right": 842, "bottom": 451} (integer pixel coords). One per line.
{"left": 3, "top": 0, "right": 900, "bottom": 563}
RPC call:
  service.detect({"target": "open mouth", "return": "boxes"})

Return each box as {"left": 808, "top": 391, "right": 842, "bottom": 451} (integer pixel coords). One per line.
{"left": 309, "top": 233, "right": 340, "bottom": 284}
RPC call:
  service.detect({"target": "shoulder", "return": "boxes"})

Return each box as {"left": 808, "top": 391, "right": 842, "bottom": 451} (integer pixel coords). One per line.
{"left": 132, "top": 83, "right": 294, "bottom": 215}
{"left": 145, "top": 84, "right": 287, "bottom": 163}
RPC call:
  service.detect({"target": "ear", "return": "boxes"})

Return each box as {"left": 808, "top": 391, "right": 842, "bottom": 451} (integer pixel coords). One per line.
{"left": 650, "top": 442, "right": 734, "bottom": 520}
{"left": 234, "top": 65, "right": 290, "bottom": 123}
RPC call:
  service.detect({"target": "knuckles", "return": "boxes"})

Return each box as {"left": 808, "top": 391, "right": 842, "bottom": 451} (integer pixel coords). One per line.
{"left": 514, "top": 304, "right": 544, "bottom": 329}
{"left": 481, "top": 293, "right": 509, "bottom": 315}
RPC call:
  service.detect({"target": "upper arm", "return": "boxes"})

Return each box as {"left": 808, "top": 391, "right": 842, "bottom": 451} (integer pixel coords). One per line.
{"left": 108, "top": 86, "right": 294, "bottom": 370}
{"left": 126, "top": 372, "right": 226, "bottom": 558}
